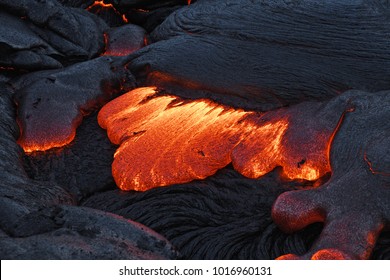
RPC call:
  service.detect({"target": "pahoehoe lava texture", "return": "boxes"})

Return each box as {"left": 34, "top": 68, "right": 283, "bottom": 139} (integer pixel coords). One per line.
{"left": 0, "top": 0, "right": 108, "bottom": 70}
{"left": 0, "top": 83, "right": 177, "bottom": 260}
{"left": 83, "top": 169, "right": 323, "bottom": 259}
{"left": 13, "top": 56, "right": 135, "bottom": 152}
{"left": 83, "top": 168, "right": 390, "bottom": 260}
{"left": 273, "top": 91, "right": 390, "bottom": 260}
{"left": 22, "top": 112, "right": 118, "bottom": 201}
{"left": 104, "top": 24, "right": 148, "bottom": 56}
{"left": 1, "top": 205, "right": 177, "bottom": 260}
{"left": 1, "top": 0, "right": 389, "bottom": 260}
{"left": 127, "top": 0, "right": 390, "bottom": 110}
{"left": 0, "top": 83, "right": 73, "bottom": 234}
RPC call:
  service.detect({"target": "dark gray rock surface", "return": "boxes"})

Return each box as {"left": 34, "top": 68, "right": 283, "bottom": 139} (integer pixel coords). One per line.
{"left": 23, "top": 113, "right": 117, "bottom": 201}
{"left": 0, "top": 83, "right": 177, "bottom": 260}
{"left": 13, "top": 56, "right": 135, "bottom": 152}
{"left": 104, "top": 24, "right": 148, "bottom": 56}
{"left": 125, "top": 0, "right": 390, "bottom": 110}
{"left": 1, "top": 0, "right": 389, "bottom": 260}
{"left": 0, "top": 0, "right": 108, "bottom": 70}
{"left": 272, "top": 90, "right": 390, "bottom": 259}
{"left": 83, "top": 168, "right": 322, "bottom": 259}
{"left": 1, "top": 205, "right": 177, "bottom": 259}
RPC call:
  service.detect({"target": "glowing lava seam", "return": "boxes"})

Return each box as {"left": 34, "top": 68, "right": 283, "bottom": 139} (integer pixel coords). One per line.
{"left": 87, "top": 1, "right": 128, "bottom": 23}
{"left": 98, "top": 87, "right": 343, "bottom": 191}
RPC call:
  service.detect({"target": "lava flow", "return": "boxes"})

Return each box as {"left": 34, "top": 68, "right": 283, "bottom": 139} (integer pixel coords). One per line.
{"left": 87, "top": 0, "right": 128, "bottom": 23}
{"left": 98, "top": 87, "right": 346, "bottom": 191}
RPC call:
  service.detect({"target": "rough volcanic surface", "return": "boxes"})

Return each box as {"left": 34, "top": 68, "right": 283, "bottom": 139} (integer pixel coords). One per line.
{"left": 127, "top": 0, "right": 390, "bottom": 111}
{"left": 1, "top": 205, "right": 178, "bottom": 260}
{"left": 0, "top": 83, "right": 178, "bottom": 260}
{"left": 104, "top": 24, "right": 148, "bottom": 56}
{"left": 23, "top": 112, "right": 118, "bottom": 201}
{"left": 0, "top": 0, "right": 108, "bottom": 70}
{"left": 0, "top": 0, "right": 389, "bottom": 260}
{"left": 13, "top": 56, "right": 135, "bottom": 152}
{"left": 273, "top": 90, "right": 390, "bottom": 260}
{"left": 83, "top": 168, "right": 324, "bottom": 259}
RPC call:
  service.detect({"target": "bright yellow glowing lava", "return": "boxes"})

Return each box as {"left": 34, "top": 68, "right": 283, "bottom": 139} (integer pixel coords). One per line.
{"left": 98, "top": 87, "right": 337, "bottom": 191}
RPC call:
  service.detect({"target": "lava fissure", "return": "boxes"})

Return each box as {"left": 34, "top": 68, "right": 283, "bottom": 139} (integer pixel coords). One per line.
{"left": 87, "top": 0, "right": 129, "bottom": 23}
{"left": 364, "top": 153, "right": 390, "bottom": 177}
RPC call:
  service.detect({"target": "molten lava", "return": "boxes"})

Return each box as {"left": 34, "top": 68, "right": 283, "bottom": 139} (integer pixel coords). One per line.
{"left": 87, "top": 1, "right": 128, "bottom": 23}
{"left": 98, "top": 87, "right": 345, "bottom": 191}
{"left": 18, "top": 131, "right": 76, "bottom": 153}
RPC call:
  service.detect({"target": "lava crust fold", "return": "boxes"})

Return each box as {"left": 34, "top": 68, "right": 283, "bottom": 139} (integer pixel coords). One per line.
{"left": 273, "top": 90, "right": 390, "bottom": 260}
{"left": 14, "top": 56, "right": 135, "bottom": 153}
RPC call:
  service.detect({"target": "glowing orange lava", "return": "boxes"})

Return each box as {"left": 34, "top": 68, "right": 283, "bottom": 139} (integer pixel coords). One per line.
{"left": 98, "top": 87, "right": 342, "bottom": 191}
{"left": 87, "top": 1, "right": 128, "bottom": 23}
{"left": 17, "top": 117, "right": 80, "bottom": 153}
{"left": 87, "top": 0, "right": 114, "bottom": 9}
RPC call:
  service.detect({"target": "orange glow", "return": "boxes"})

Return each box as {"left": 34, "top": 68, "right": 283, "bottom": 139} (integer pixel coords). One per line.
{"left": 98, "top": 87, "right": 340, "bottom": 191}
{"left": 188, "top": 0, "right": 192, "bottom": 5}
{"left": 311, "top": 249, "right": 352, "bottom": 260}
{"left": 276, "top": 254, "right": 300, "bottom": 260}
{"left": 87, "top": 1, "right": 128, "bottom": 23}
{"left": 17, "top": 121, "right": 78, "bottom": 153}
{"left": 87, "top": 0, "right": 114, "bottom": 10}
{"left": 364, "top": 153, "right": 390, "bottom": 176}
{"left": 19, "top": 138, "right": 73, "bottom": 153}
{"left": 122, "top": 14, "right": 129, "bottom": 23}
{"left": 98, "top": 87, "right": 249, "bottom": 190}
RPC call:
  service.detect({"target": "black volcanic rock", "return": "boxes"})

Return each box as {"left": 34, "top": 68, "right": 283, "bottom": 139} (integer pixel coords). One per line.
{"left": 1, "top": 205, "right": 178, "bottom": 260}
{"left": 104, "top": 24, "right": 148, "bottom": 56}
{"left": 126, "top": 0, "right": 390, "bottom": 111}
{"left": 0, "top": 84, "right": 74, "bottom": 234}
{"left": 1, "top": 0, "right": 389, "bottom": 261}
{"left": 0, "top": 0, "right": 108, "bottom": 70}
{"left": 115, "top": 0, "right": 191, "bottom": 9}
{"left": 58, "top": 0, "right": 95, "bottom": 9}
{"left": 1, "top": 84, "right": 177, "bottom": 260}
{"left": 272, "top": 90, "right": 390, "bottom": 259}
{"left": 83, "top": 168, "right": 323, "bottom": 259}
{"left": 124, "top": 5, "right": 183, "bottom": 33}
{"left": 13, "top": 56, "right": 135, "bottom": 153}
{"left": 0, "top": 11, "right": 62, "bottom": 70}
{"left": 23, "top": 113, "right": 118, "bottom": 201}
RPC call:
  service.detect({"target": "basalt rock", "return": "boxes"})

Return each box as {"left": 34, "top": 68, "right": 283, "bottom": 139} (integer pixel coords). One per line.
{"left": 13, "top": 56, "right": 135, "bottom": 153}
{"left": 0, "top": 0, "right": 108, "bottom": 70}
{"left": 0, "top": 84, "right": 74, "bottom": 234}
{"left": 115, "top": 0, "right": 192, "bottom": 10}
{"left": 83, "top": 168, "right": 322, "bottom": 259}
{"left": 1, "top": 84, "right": 177, "bottom": 260}
{"left": 23, "top": 113, "right": 117, "bottom": 202}
{"left": 273, "top": 90, "right": 390, "bottom": 259}
{"left": 126, "top": 0, "right": 390, "bottom": 111}
{"left": 0, "top": 205, "right": 178, "bottom": 260}
{"left": 104, "top": 24, "right": 148, "bottom": 56}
